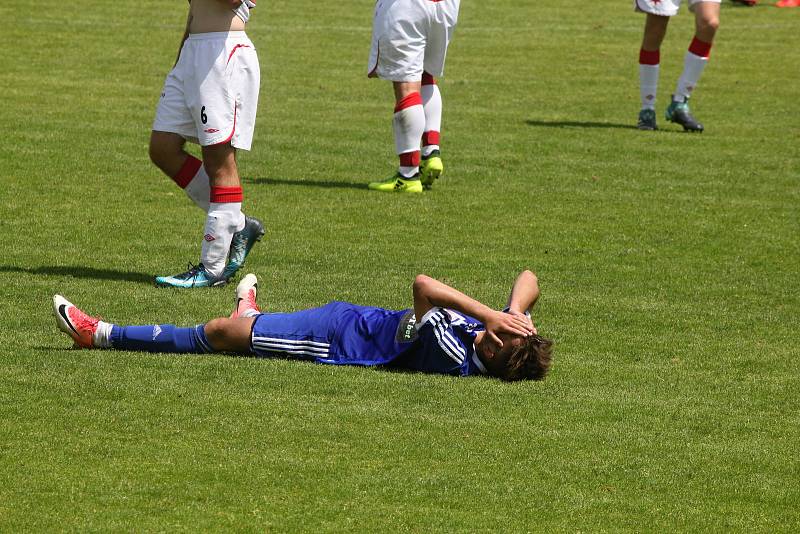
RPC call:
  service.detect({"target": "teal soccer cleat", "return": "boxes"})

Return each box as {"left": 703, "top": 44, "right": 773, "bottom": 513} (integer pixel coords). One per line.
{"left": 222, "top": 216, "right": 266, "bottom": 280}
{"left": 637, "top": 108, "right": 657, "bottom": 131}
{"left": 665, "top": 96, "right": 704, "bottom": 132}
{"left": 155, "top": 263, "right": 226, "bottom": 288}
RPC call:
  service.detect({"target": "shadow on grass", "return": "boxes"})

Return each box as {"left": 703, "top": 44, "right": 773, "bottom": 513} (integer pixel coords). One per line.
{"left": 0, "top": 265, "right": 153, "bottom": 284}
{"left": 526, "top": 119, "right": 638, "bottom": 130}
{"left": 243, "top": 176, "right": 368, "bottom": 190}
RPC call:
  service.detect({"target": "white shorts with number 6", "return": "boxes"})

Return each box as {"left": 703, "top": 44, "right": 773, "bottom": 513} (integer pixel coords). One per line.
{"left": 635, "top": 0, "right": 720, "bottom": 17}
{"left": 368, "top": 0, "right": 460, "bottom": 82}
{"left": 153, "top": 31, "right": 260, "bottom": 150}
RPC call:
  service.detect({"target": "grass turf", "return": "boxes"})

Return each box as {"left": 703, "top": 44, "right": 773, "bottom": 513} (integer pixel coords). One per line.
{"left": 1, "top": 0, "right": 798, "bottom": 530}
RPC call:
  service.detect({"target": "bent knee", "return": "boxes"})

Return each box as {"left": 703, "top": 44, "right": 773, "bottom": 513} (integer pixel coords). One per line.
{"left": 204, "top": 318, "right": 252, "bottom": 353}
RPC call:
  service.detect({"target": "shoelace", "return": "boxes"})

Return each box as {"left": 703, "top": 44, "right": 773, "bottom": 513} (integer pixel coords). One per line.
{"left": 177, "top": 262, "right": 205, "bottom": 282}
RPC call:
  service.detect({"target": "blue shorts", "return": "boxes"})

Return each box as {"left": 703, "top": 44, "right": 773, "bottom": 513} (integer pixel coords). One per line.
{"left": 249, "top": 301, "right": 417, "bottom": 366}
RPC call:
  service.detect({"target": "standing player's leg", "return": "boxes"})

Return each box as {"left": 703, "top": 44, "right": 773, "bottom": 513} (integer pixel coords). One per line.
{"left": 666, "top": 1, "right": 719, "bottom": 132}
{"left": 638, "top": 14, "right": 669, "bottom": 130}
{"left": 198, "top": 142, "right": 247, "bottom": 283}
{"left": 394, "top": 80, "right": 425, "bottom": 181}
{"left": 156, "top": 35, "right": 264, "bottom": 288}
{"left": 367, "top": 0, "right": 425, "bottom": 193}
{"left": 420, "top": 72, "right": 444, "bottom": 188}
{"left": 149, "top": 131, "right": 211, "bottom": 212}
{"left": 367, "top": 80, "right": 426, "bottom": 194}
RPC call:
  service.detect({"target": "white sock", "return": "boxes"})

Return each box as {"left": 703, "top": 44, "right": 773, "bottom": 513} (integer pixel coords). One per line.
{"left": 172, "top": 155, "right": 210, "bottom": 212}
{"left": 393, "top": 92, "right": 425, "bottom": 176}
{"left": 639, "top": 64, "right": 659, "bottom": 110}
{"left": 93, "top": 321, "right": 113, "bottom": 349}
{"left": 421, "top": 78, "right": 442, "bottom": 155}
{"left": 675, "top": 51, "right": 708, "bottom": 101}
{"left": 201, "top": 186, "right": 246, "bottom": 277}
{"left": 185, "top": 166, "right": 211, "bottom": 212}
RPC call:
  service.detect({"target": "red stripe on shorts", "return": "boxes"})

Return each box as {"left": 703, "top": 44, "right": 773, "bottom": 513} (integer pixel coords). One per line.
{"left": 227, "top": 44, "right": 252, "bottom": 65}
{"left": 422, "top": 72, "right": 436, "bottom": 86}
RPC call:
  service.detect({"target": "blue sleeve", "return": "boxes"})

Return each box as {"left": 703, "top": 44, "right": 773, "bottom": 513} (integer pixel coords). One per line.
{"left": 413, "top": 308, "right": 472, "bottom": 376}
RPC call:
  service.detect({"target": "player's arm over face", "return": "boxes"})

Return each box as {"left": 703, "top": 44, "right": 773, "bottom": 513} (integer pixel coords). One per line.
{"left": 505, "top": 270, "right": 540, "bottom": 333}
{"left": 412, "top": 274, "right": 535, "bottom": 347}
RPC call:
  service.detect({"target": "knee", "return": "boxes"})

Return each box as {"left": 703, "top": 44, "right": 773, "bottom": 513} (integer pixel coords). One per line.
{"left": 697, "top": 16, "right": 719, "bottom": 38}
{"left": 204, "top": 318, "right": 232, "bottom": 350}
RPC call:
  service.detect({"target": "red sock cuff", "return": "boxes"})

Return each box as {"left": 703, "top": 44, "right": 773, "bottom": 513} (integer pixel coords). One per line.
{"left": 399, "top": 151, "right": 421, "bottom": 168}
{"left": 210, "top": 186, "right": 243, "bottom": 203}
{"left": 421, "top": 72, "right": 436, "bottom": 86}
{"left": 688, "top": 37, "right": 712, "bottom": 58}
{"left": 639, "top": 48, "right": 660, "bottom": 65}
{"left": 422, "top": 131, "right": 440, "bottom": 147}
{"left": 173, "top": 155, "right": 202, "bottom": 189}
{"left": 394, "top": 92, "right": 423, "bottom": 112}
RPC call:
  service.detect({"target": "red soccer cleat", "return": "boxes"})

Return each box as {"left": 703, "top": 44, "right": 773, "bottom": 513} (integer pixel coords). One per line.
{"left": 53, "top": 295, "right": 99, "bottom": 348}
{"left": 230, "top": 273, "right": 261, "bottom": 319}
{"left": 776, "top": 0, "right": 799, "bottom": 7}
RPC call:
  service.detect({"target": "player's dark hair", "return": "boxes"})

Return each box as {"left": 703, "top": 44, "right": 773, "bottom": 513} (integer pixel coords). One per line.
{"left": 503, "top": 334, "right": 553, "bottom": 381}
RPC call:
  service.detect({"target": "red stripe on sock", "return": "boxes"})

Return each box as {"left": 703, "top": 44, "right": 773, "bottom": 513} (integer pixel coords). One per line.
{"left": 688, "top": 37, "right": 712, "bottom": 58}
{"left": 210, "top": 186, "right": 243, "bottom": 203}
{"left": 394, "top": 92, "right": 423, "bottom": 112}
{"left": 422, "top": 131, "right": 440, "bottom": 147}
{"left": 422, "top": 72, "right": 436, "bottom": 86}
{"left": 639, "top": 48, "right": 660, "bottom": 65}
{"left": 172, "top": 155, "right": 202, "bottom": 189}
{"left": 399, "top": 151, "right": 421, "bottom": 168}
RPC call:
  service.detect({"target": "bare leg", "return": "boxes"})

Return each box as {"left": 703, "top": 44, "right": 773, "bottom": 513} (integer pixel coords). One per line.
{"left": 393, "top": 80, "right": 422, "bottom": 103}
{"left": 149, "top": 131, "right": 190, "bottom": 178}
{"left": 693, "top": 2, "right": 720, "bottom": 43}
{"left": 201, "top": 142, "right": 240, "bottom": 189}
{"left": 204, "top": 317, "right": 256, "bottom": 353}
{"left": 197, "top": 142, "right": 246, "bottom": 278}
{"left": 641, "top": 13, "right": 669, "bottom": 51}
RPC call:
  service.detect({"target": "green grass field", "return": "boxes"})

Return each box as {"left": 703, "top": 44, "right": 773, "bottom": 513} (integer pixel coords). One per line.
{"left": 1, "top": 0, "right": 799, "bottom": 530}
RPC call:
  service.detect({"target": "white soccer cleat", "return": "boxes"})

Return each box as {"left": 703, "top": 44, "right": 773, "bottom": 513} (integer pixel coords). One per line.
{"left": 230, "top": 273, "right": 260, "bottom": 319}
{"left": 53, "top": 295, "right": 99, "bottom": 348}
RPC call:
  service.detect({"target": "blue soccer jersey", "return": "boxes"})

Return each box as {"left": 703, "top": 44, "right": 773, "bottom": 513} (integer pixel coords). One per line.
{"left": 249, "top": 302, "right": 489, "bottom": 377}
{"left": 389, "top": 307, "right": 488, "bottom": 377}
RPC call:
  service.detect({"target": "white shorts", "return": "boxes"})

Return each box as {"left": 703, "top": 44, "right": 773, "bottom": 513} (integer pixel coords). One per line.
{"left": 368, "top": 0, "right": 460, "bottom": 82}
{"left": 153, "top": 31, "right": 260, "bottom": 150}
{"left": 635, "top": 0, "right": 720, "bottom": 17}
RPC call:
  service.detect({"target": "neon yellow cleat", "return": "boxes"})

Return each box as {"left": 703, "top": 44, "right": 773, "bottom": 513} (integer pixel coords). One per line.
{"left": 420, "top": 150, "right": 443, "bottom": 189}
{"left": 368, "top": 173, "right": 423, "bottom": 193}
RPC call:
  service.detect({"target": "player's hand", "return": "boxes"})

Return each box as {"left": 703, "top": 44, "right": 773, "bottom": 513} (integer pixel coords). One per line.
{"left": 507, "top": 309, "right": 537, "bottom": 334}
{"left": 483, "top": 310, "right": 535, "bottom": 347}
